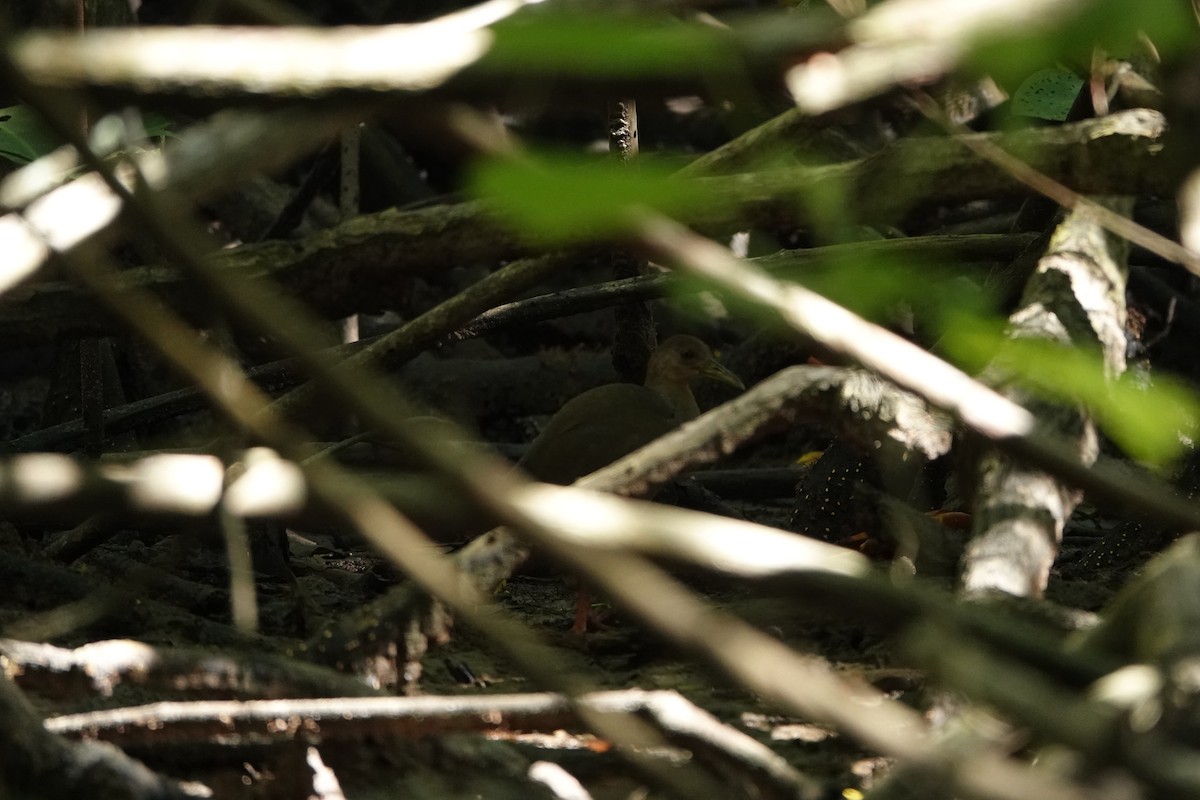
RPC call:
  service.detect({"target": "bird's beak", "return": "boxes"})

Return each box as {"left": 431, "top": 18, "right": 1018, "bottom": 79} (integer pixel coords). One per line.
{"left": 700, "top": 360, "right": 745, "bottom": 391}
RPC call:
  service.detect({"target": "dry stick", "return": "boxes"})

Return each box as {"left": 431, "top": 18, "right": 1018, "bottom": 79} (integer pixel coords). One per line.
{"left": 675, "top": 106, "right": 831, "bottom": 178}
{"left": 904, "top": 617, "right": 1200, "bottom": 798}
{"left": 787, "top": 0, "right": 1094, "bottom": 114}
{"left": 46, "top": 690, "right": 819, "bottom": 800}
{"left": 58, "top": 242, "right": 718, "bottom": 800}
{"left": 0, "top": 112, "right": 1132, "bottom": 345}
{"left": 12, "top": 0, "right": 556, "bottom": 96}
{"left": 0, "top": 638, "right": 381, "bottom": 701}
{"left": 581, "top": 365, "right": 953, "bottom": 498}
{"left": 43, "top": 512, "right": 118, "bottom": 562}
{"left": 268, "top": 249, "right": 580, "bottom": 421}
{"left": 632, "top": 215, "right": 1200, "bottom": 531}
{"left": 911, "top": 95, "right": 1200, "bottom": 276}
{"left": 514, "top": 483, "right": 869, "bottom": 581}
{"left": 456, "top": 233, "right": 1032, "bottom": 339}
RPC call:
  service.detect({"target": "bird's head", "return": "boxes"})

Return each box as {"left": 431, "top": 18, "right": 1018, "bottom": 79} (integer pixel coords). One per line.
{"left": 649, "top": 335, "right": 745, "bottom": 391}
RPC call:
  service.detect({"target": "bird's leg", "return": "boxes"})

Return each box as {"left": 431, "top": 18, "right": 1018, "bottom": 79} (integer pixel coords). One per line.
{"left": 572, "top": 582, "right": 592, "bottom": 635}
{"left": 571, "top": 581, "right": 612, "bottom": 634}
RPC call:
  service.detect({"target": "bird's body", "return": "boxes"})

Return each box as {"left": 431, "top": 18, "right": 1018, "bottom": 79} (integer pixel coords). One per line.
{"left": 516, "top": 334, "right": 743, "bottom": 631}
{"left": 518, "top": 335, "right": 742, "bottom": 484}
{"left": 520, "top": 383, "right": 680, "bottom": 484}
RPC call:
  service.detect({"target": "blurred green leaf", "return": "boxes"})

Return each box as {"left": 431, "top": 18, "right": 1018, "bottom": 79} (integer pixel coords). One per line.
{"left": 1003, "top": 340, "right": 1197, "bottom": 465}
{"left": 800, "top": 252, "right": 999, "bottom": 325}
{"left": 942, "top": 322, "right": 1198, "bottom": 466}
{"left": 968, "top": 0, "right": 1194, "bottom": 87}
{"left": 487, "top": 12, "right": 733, "bottom": 79}
{"left": 0, "top": 105, "right": 58, "bottom": 164}
{"left": 470, "top": 154, "right": 726, "bottom": 245}
{"left": 0, "top": 106, "right": 176, "bottom": 165}
{"left": 1103, "top": 374, "right": 1198, "bottom": 466}
{"left": 1073, "top": 0, "right": 1195, "bottom": 58}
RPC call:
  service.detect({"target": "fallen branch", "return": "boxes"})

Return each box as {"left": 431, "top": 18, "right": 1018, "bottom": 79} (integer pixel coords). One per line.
{"left": 46, "top": 689, "right": 822, "bottom": 800}
{"left": 0, "top": 638, "right": 379, "bottom": 701}
{"left": 963, "top": 198, "right": 1133, "bottom": 597}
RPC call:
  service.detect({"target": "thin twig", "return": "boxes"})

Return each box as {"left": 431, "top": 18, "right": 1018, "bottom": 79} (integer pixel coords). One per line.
{"left": 912, "top": 93, "right": 1200, "bottom": 275}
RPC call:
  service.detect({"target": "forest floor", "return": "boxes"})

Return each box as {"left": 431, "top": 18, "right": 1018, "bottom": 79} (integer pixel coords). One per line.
{"left": 5, "top": 481, "right": 1137, "bottom": 800}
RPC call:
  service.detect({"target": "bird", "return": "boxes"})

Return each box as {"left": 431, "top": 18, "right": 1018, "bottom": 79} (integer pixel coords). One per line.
{"left": 518, "top": 334, "right": 744, "bottom": 631}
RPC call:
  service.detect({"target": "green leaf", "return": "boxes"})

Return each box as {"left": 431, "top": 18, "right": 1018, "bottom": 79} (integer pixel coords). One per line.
{"left": 470, "top": 154, "right": 726, "bottom": 245}
{"left": 139, "top": 112, "right": 176, "bottom": 140}
{"left": 1011, "top": 67, "right": 1083, "bottom": 121}
{"left": 0, "top": 105, "right": 61, "bottom": 164}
